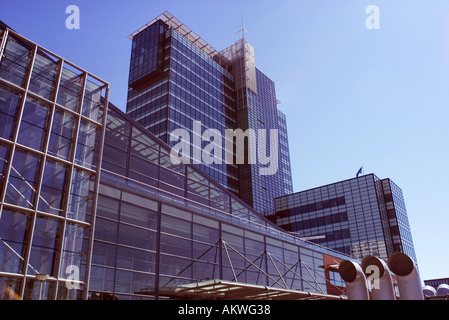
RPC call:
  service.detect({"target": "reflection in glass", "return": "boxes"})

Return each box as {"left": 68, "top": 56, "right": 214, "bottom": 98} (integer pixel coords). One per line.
{"left": 0, "top": 210, "right": 30, "bottom": 274}
{"left": 89, "top": 266, "right": 115, "bottom": 293}
{"left": 60, "top": 223, "right": 88, "bottom": 283}
{"left": 67, "top": 168, "right": 94, "bottom": 222}
{"left": 56, "top": 66, "right": 83, "bottom": 111}
{"left": 0, "top": 84, "right": 22, "bottom": 140}
{"left": 120, "top": 202, "right": 157, "bottom": 229}
{"left": 82, "top": 78, "right": 103, "bottom": 122}
{"left": 75, "top": 120, "right": 98, "bottom": 169}
{"left": 0, "top": 144, "right": 10, "bottom": 194}
{"left": 29, "top": 48, "right": 59, "bottom": 100}
{"left": 48, "top": 109, "right": 76, "bottom": 160}
{"left": 0, "top": 277, "right": 22, "bottom": 300}
{"left": 23, "top": 278, "right": 56, "bottom": 300}
{"left": 38, "top": 159, "right": 68, "bottom": 215}
{"left": 114, "top": 269, "right": 155, "bottom": 296}
{"left": 57, "top": 281, "right": 83, "bottom": 300}
{"left": 28, "top": 216, "right": 61, "bottom": 277}
{"left": 0, "top": 36, "right": 31, "bottom": 87}
{"left": 5, "top": 149, "right": 41, "bottom": 209}
{"left": 116, "top": 246, "right": 155, "bottom": 273}
{"left": 17, "top": 96, "right": 50, "bottom": 151}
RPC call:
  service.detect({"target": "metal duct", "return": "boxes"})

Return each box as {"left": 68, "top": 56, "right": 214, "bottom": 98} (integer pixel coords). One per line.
{"left": 361, "top": 255, "right": 395, "bottom": 300}
{"left": 422, "top": 285, "right": 436, "bottom": 297}
{"left": 387, "top": 252, "right": 424, "bottom": 300}
{"left": 338, "top": 260, "right": 369, "bottom": 300}
{"left": 437, "top": 284, "right": 449, "bottom": 295}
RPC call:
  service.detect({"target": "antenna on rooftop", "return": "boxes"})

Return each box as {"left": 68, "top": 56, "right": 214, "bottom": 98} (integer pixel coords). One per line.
{"left": 235, "top": 9, "right": 247, "bottom": 41}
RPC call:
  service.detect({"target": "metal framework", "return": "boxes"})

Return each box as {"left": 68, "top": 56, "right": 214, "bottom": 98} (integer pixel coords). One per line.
{"left": 0, "top": 26, "right": 109, "bottom": 300}
{"left": 160, "top": 237, "right": 346, "bottom": 299}
{"left": 159, "top": 280, "right": 345, "bottom": 301}
{"left": 129, "top": 11, "right": 230, "bottom": 64}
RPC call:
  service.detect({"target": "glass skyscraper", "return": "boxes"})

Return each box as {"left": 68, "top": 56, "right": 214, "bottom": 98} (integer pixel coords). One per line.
{"left": 0, "top": 21, "right": 353, "bottom": 300}
{"left": 126, "top": 12, "right": 293, "bottom": 215}
{"left": 269, "top": 174, "right": 418, "bottom": 265}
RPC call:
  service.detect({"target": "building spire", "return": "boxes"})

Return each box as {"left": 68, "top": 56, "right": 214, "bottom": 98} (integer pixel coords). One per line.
{"left": 235, "top": 9, "right": 247, "bottom": 41}
{"left": 241, "top": 9, "right": 246, "bottom": 39}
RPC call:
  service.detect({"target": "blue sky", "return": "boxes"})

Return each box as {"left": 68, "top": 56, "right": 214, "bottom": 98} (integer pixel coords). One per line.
{"left": 1, "top": 0, "right": 448, "bottom": 281}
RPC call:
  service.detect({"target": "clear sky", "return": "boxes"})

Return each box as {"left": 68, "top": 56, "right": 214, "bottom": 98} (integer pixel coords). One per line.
{"left": 1, "top": 0, "right": 448, "bottom": 282}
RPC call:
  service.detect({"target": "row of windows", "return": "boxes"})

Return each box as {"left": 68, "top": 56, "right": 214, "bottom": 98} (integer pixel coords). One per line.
{"left": 276, "top": 196, "right": 346, "bottom": 218}
{"left": 281, "top": 211, "right": 349, "bottom": 232}
{"left": 127, "top": 81, "right": 169, "bottom": 111}
{"left": 91, "top": 189, "right": 333, "bottom": 298}
{"left": 129, "top": 22, "right": 165, "bottom": 85}
{"left": 170, "top": 46, "right": 231, "bottom": 90}
{"left": 169, "top": 31, "right": 233, "bottom": 79}
{"left": 0, "top": 35, "right": 104, "bottom": 123}
{"left": 0, "top": 144, "right": 96, "bottom": 222}
{"left": 0, "top": 83, "right": 101, "bottom": 169}
{"left": 170, "top": 62, "right": 234, "bottom": 111}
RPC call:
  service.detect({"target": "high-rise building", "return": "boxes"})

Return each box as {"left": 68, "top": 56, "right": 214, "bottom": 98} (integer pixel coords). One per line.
{"left": 126, "top": 12, "right": 293, "bottom": 215}
{"left": 269, "top": 174, "right": 418, "bottom": 265}
{"left": 0, "top": 20, "right": 354, "bottom": 300}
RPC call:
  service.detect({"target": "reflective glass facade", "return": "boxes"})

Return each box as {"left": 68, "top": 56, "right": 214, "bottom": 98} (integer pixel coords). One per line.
{"left": 127, "top": 20, "right": 239, "bottom": 195}
{"left": 235, "top": 68, "right": 293, "bottom": 215}
{"left": 126, "top": 14, "right": 293, "bottom": 215}
{"left": 271, "top": 174, "right": 418, "bottom": 265}
{"left": 94, "top": 103, "right": 351, "bottom": 300}
{"left": 0, "top": 22, "right": 354, "bottom": 300}
{"left": 0, "top": 25, "right": 108, "bottom": 300}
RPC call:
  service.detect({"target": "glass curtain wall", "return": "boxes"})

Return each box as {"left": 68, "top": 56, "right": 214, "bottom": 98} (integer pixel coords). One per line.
{"left": 94, "top": 105, "right": 351, "bottom": 300}
{"left": 0, "top": 27, "right": 109, "bottom": 300}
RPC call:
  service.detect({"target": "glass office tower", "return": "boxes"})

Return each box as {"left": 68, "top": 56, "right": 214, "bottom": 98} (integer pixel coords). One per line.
{"left": 270, "top": 174, "right": 418, "bottom": 265}
{"left": 0, "top": 22, "right": 353, "bottom": 300}
{"left": 126, "top": 17, "right": 239, "bottom": 195}
{"left": 126, "top": 12, "right": 293, "bottom": 215}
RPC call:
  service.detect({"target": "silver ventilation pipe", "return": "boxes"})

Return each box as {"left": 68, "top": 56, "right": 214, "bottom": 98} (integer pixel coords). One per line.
{"left": 422, "top": 285, "right": 436, "bottom": 297}
{"left": 437, "top": 284, "right": 449, "bottom": 296}
{"left": 361, "top": 255, "right": 395, "bottom": 300}
{"left": 387, "top": 252, "right": 424, "bottom": 300}
{"left": 338, "top": 260, "right": 369, "bottom": 300}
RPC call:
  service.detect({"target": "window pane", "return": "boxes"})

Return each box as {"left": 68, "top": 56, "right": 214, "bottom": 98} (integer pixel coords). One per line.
{"left": 60, "top": 223, "right": 88, "bottom": 283}
{"left": 0, "top": 276, "right": 21, "bottom": 300}
{"left": 118, "top": 224, "right": 157, "bottom": 251}
{"left": 0, "top": 36, "right": 31, "bottom": 87}
{"left": 23, "top": 278, "right": 56, "bottom": 300}
{"left": 120, "top": 202, "right": 157, "bottom": 229}
{"left": 96, "top": 195, "right": 119, "bottom": 220}
{"left": 5, "top": 149, "right": 42, "bottom": 209}
{"left": 0, "top": 210, "right": 30, "bottom": 274}
{"left": 94, "top": 217, "right": 118, "bottom": 243}
{"left": 89, "top": 265, "right": 115, "bottom": 293}
{"left": 28, "top": 215, "right": 61, "bottom": 277}
{"left": 116, "top": 246, "right": 156, "bottom": 273}
{"left": 114, "top": 269, "right": 155, "bottom": 296}
{"left": 0, "top": 143, "right": 10, "bottom": 194}
{"left": 48, "top": 109, "right": 76, "bottom": 160}
{"left": 56, "top": 66, "right": 82, "bottom": 111}
{"left": 67, "top": 168, "right": 94, "bottom": 222}
{"left": 0, "top": 83, "right": 22, "bottom": 140}
{"left": 17, "top": 96, "right": 50, "bottom": 151}
{"left": 29, "top": 48, "right": 59, "bottom": 100}
{"left": 82, "top": 78, "right": 102, "bottom": 122}
{"left": 75, "top": 120, "right": 99, "bottom": 169}
{"left": 38, "top": 159, "right": 68, "bottom": 215}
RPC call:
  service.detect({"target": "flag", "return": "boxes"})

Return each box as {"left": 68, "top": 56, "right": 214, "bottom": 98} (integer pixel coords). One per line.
{"left": 356, "top": 166, "right": 363, "bottom": 177}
